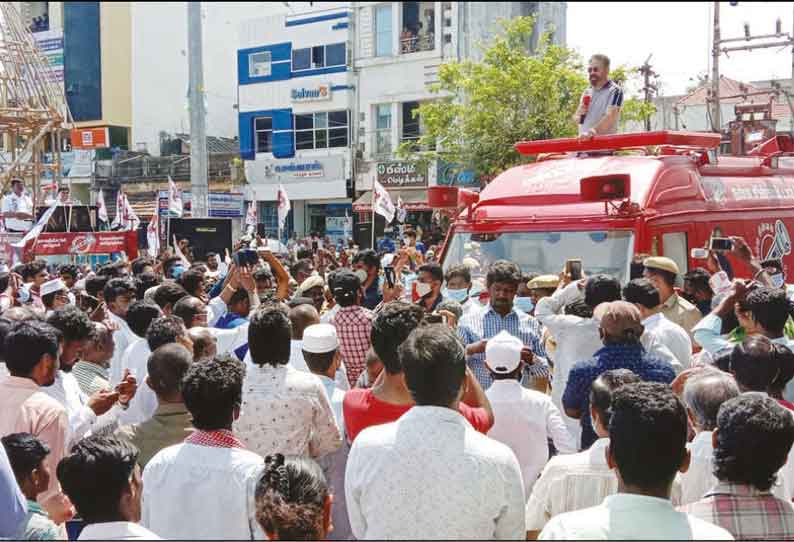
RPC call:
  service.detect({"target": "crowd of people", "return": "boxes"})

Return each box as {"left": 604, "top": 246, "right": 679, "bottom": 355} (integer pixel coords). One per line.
{"left": 0, "top": 223, "right": 793, "bottom": 541}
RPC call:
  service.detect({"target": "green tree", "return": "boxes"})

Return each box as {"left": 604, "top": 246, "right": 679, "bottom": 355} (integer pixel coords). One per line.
{"left": 395, "top": 16, "right": 587, "bottom": 179}
{"left": 610, "top": 65, "right": 657, "bottom": 130}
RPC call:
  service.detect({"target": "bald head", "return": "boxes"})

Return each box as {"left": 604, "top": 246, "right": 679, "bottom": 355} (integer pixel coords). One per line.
{"left": 188, "top": 327, "right": 216, "bottom": 361}
{"left": 289, "top": 304, "right": 320, "bottom": 340}
{"left": 683, "top": 369, "right": 740, "bottom": 432}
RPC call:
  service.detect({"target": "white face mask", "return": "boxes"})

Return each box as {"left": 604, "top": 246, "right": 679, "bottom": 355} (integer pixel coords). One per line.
{"left": 354, "top": 269, "right": 368, "bottom": 284}
{"left": 416, "top": 281, "right": 433, "bottom": 298}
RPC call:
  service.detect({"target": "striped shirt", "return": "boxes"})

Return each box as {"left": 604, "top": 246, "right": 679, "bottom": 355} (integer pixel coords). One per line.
{"left": 681, "top": 482, "right": 794, "bottom": 540}
{"left": 72, "top": 361, "right": 110, "bottom": 396}
{"left": 458, "top": 303, "right": 550, "bottom": 389}
{"left": 580, "top": 79, "right": 624, "bottom": 135}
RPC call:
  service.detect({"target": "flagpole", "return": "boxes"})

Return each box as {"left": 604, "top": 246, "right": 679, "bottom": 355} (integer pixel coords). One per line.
{"left": 370, "top": 187, "right": 375, "bottom": 250}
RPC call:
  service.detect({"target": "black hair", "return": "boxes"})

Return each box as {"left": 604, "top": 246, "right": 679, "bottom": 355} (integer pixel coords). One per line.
{"left": 130, "top": 257, "right": 154, "bottom": 276}
{"left": 206, "top": 252, "right": 218, "bottom": 260}
{"left": 303, "top": 350, "right": 336, "bottom": 375}
{"left": 1, "top": 432, "right": 50, "bottom": 483}
{"left": 135, "top": 272, "right": 161, "bottom": 300}
{"left": 178, "top": 268, "right": 205, "bottom": 297}
{"left": 352, "top": 249, "right": 380, "bottom": 271}
{"left": 609, "top": 382, "right": 688, "bottom": 491}
{"left": 46, "top": 306, "right": 94, "bottom": 343}
{"left": 399, "top": 324, "right": 466, "bottom": 407}
{"left": 770, "top": 344, "right": 794, "bottom": 397}
{"left": 56, "top": 436, "right": 139, "bottom": 524}
{"left": 290, "top": 259, "right": 314, "bottom": 280}
{"left": 58, "top": 264, "right": 78, "bottom": 280}
{"left": 96, "top": 262, "right": 125, "bottom": 279}
{"left": 622, "top": 278, "right": 661, "bottom": 310}
{"left": 0, "top": 317, "right": 14, "bottom": 364}
{"left": 330, "top": 269, "right": 360, "bottom": 308}
{"left": 103, "top": 278, "right": 136, "bottom": 304}
{"left": 42, "top": 289, "right": 64, "bottom": 310}
{"left": 173, "top": 297, "right": 203, "bottom": 328}
{"left": 486, "top": 260, "right": 521, "bottom": 287}
{"left": 745, "top": 287, "right": 792, "bottom": 336}
{"left": 4, "top": 321, "right": 60, "bottom": 376}
{"left": 21, "top": 260, "right": 47, "bottom": 281}
{"left": 85, "top": 275, "right": 109, "bottom": 299}
{"left": 714, "top": 393, "right": 794, "bottom": 491}
{"left": 683, "top": 268, "right": 712, "bottom": 296}
{"left": 417, "top": 262, "right": 443, "bottom": 283}
{"left": 255, "top": 454, "right": 329, "bottom": 541}
{"left": 148, "top": 343, "right": 193, "bottom": 396}
{"left": 730, "top": 336, "right": 783, "bottom": 392}
{"left": 152, "top": 281, "right": 189, "bottom": 310}
{"left": 229, "top": 287, "right": 250, "bottom": 307}
{"left": 371, "top": 301, "right": 425, "bottom": 374}
{"left": 146, "top": 315, "right": 187, "bottom": 352}
{"left": 444, "top": 265, "right": 471, "bottom": 285}
{"left": 645, "top": 267, "right": 677, "bottom": 287}
{"left": 0, "top": 272, "right": 8, "bottom": 294}
{"left": 181, "top": 354, "right": 244, "bottom": 431}
{"left": 288, "top": 296, "right": 315, "bottom": 309}
{"left": 126, "top": 301, "right": 163, "bottom": 338}
{"left": 249, "top": 304, "right": 291, "bottom": 366}
{"left": 564, "top": 300, "right": 593, "bottom": 318}
{"left": 584, "top": 274, "right": 621, "bottom": 309}
{"left": 590, "top": 369, "right": 642, "bottom": 430}
{"left": 254, "top": 268, "right": 273, "bottom": 282}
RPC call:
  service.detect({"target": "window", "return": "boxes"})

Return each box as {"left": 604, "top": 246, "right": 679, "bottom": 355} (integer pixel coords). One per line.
{"left": 248, "top": 51, "right": 272, "bottom": 78}
{"left": 400, "top": 1, "right": 435, "bottom": 54}
{"left": 255, "top": 117, "right": 273, "bottom": 153}
{"left": 293, "top": 43, "right": 347, "bottom": 71}
{"left": 375, "top": 104, "right": 392, "bottom": 155}
{"left": 402, "top": 101, "right": 421, "bottom": 142}
{"left": 375, "top": 4, "right": 393, "bottom": 57}
{"left": 662, "top": 232, "right": 689, "bottom": 276}
{"left": 294, "top": 111, "right": 349, "bottom": 150}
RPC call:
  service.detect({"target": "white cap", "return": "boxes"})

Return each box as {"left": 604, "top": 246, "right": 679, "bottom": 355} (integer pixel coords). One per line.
{"left": 485, "top": 330, "right": 523, "bottom": 374}
{"left": 302, "top": 324, "right": 339, "bottom": 354}
{"left": 41, "top": 278, "right": 67, "bottom": 298}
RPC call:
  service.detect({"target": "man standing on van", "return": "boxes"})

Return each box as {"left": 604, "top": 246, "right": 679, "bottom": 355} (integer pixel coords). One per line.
{"left": 575, "top": 54, "right": 624, "bottom": 139}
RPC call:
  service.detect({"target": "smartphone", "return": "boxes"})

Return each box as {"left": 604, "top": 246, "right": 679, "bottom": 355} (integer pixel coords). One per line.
{"left": 709, "top": 237, "right": 734, "bottom": 252}
{"left": 384, "top": 266, "right": 396, "bottom": 289}
{"left": 234, "top": 249, "right": 259, "bottom": 267}
{"left": 425, "top": 313, "right": 443, "bottom": 324}
{"left": 565, "top": 259, "right": 583, "bottom": 281}
{"left": 690, "top": 248, "right": 709, "bottom": 259}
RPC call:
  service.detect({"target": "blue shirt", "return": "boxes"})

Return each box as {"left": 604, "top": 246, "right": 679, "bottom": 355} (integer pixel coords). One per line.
{"left": 562, "top": 343, "right": 675, "bottom": 450}
{"left": 377, "top": 237, "right": 396, "bottom": 254}
{"left": 0, "top": 444, "right": 26, "bottom": 538}
{"left": 458, "top": 303, "right": 550, "bottom": 389}
{"left": 215, "top": 312, "right": 249, "bottom": 360}
{"left": 361, "top": 278, "right": 383, "bottom": 311}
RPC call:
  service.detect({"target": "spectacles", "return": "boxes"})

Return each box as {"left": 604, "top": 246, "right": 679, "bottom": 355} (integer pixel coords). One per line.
{"left": 587, "top": 67, "right": 600, "bottom": 73}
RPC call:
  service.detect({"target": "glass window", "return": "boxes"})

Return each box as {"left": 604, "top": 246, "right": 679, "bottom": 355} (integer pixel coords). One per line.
{"left": 293, "top": 111, "right": 348, "bottom": 151}
{"left": 248, "top": 51, "right": 272, "bottom": 77}
{"left": 314, "top": 112, "right": 328, "bottom": 129}
{"left": 375, "top": 5, "right": 393, "bottom": 57}
{"left": 292, "top": 48, "right": 310, "bottom": 70}
{"left": 295, "top": 113, "right": 314, "bottom": 131}
{"left": 375, "top": 104, "right": 392, "bottom": 155}
{"left": 295, "top": 130, "right": 314, "bottom": 150}
{"left": 662, "top": 232, "right": 689, "bottom": 276}
{"left": 400, "top": 1, "right": 435, "bottom": 54}
{"left": 312, "top": 45, "right": 325, "bottom": 68}
{"left": 254, "top": 117, "right": 273, "bottom": 153}
{"left": 402, "top": 101, "right": 421, "bottom": 142}
{"left": 326, "top": 43, "right": 346, "bottom": 67}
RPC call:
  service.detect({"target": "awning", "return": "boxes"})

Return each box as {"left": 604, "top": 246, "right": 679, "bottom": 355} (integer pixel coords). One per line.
{"left": 352, "top": 189, "right": 430, "bottom": 212}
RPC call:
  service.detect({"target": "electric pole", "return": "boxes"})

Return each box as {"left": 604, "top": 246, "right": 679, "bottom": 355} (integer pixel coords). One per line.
{"left": 639, "top": 54, "right": 658, "bottom": 132}
{"left": 188, "top": 1, "right": 208, "bottom": 218}
{"left": 711, "top": 1, "right": 721, "bottom": 133}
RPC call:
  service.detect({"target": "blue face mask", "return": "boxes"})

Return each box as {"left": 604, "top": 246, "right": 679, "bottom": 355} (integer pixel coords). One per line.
{"left": 514, "top": 296, "right": 535, "bottom": 313}
{"left": 171, "top": 265, "right": 185, "bottom": 279}
{"left": 444, "top": 288, "right": 469, "bottom": 304}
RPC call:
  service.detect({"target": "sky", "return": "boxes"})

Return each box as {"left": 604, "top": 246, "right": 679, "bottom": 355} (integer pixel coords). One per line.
{"left": 567, "top": 1, "right": 794, "bottom": 97}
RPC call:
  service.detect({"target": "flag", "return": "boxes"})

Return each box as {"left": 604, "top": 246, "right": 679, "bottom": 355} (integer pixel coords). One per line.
{"left": 245, "top": 200, "right": 257, "bottom": 235}
{"left": 277, "top": 184, "right": 290, "bottom": 231}
{"left": 111, "top": 190, "right": 125, "bottom": 229}
{"left": 123, "top": 194, "right": 141, "bottom": 231}
{"left": 396, "top": 196, "right": 407, "bottom": 223}
{"left": 147, "top": 201, "right": 160, "bottom": 257}
{"left": 168, "top": 176, "right": 183, "bottom": 217}
{"left": 373, "top": 180, "right": 395, "bottom": 223}
{"left": 96, "top": 188, "right": 108, "bottom": 223}
{"left": 11, "top": 198, "right": 58, "bottom": 249}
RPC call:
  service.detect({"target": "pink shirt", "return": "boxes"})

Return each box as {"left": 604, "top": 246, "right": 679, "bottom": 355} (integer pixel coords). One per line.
{"left": 0, "top": 376, "right": 69, "bottom": 506}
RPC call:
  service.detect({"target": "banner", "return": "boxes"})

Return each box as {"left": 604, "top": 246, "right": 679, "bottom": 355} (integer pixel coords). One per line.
{"left": 168, "top": 176, "right": 183, "bottom": 217}
{"left": 32, "top": 232, "right": 132, "bottom": 255}
{"left": 373, "top": 180, "right": 395, "bottom": 223}
{"left": 277, "top": 184, "right": 291, "bottom": 231}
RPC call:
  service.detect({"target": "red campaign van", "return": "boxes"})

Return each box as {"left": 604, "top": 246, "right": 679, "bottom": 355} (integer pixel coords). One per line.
{"left": 432, "top": 131, "right": 794, "bottom": 284}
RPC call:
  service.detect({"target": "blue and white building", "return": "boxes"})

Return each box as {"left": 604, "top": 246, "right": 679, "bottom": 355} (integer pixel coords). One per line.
{"left": 237, "top": 4, "right": 354, "bottom": 238}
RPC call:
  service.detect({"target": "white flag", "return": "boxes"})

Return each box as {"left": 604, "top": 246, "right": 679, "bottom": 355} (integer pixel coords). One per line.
{"left": 96, "top": 188, "right": 109, "bottom": 223}
{"left": 124, "top": 194, "right": 141, "bottom": 231}
{"left": 11, "top": 198, "right": 58, "bottom": 249}
{"left": 396, "top": 196, "right": 407, "bottom": 223}
{"left": 111, "top": 190, "right": 125, "bottom": 229}
{"left": 373, "top": 180, "right": 395, "bottom": 223}
{"left": 245, "top": 200, "right": 257, "bottom": 234}
{"left": 168, "top": 176, "right": 183, "bottom": 217}
{"left": 147, "top": 206, "right": 160, "bottom": 257}
{"left": 277, "top": 184, "right": 290, "bottom": 230}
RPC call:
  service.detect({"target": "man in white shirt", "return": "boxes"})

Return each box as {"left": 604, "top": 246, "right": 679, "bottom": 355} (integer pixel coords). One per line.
{"left": 538, "top": 382, "right": 733, "bottom": 540}
{"left": 1, "top": 179, "right": 34, "bottom": 232}
{"left": 105, "top": 279, "right": 139, "bottom": 387}
{"left": 484, "top": 330, "right": 576, "bottom": 497}
{"left": 289, "top": 303, "right": 349, "bottom": 390}
{"left": 235, "top": 304, "right": 341, "bottom": 458}
{"left": 623, "top": 279, "right": 692, "bottom": 372}
{"left": 57, "top": 435, "right": 161, "bottom": 540}
{"left": 171, "top": 296, "right": 250, "bottom": 359}
{"left": 346, "top": 324, "right": 526, "bottom": 540}
{"left": 526, "top": 369, "right": 642, "bottom": 539}
{"left": 302, "top": 323, "right": 351, "bottom": 541}
{"left": 142, "top": 355, "right": 264, "bottom": 540}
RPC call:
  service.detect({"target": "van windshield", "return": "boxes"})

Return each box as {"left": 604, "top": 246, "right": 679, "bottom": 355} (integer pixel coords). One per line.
{"left": 442, "top": 230, "right": 635, "bottom": 284}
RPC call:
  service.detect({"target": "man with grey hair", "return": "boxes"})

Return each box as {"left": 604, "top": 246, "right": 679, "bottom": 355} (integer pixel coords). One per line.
{"left": 73, "top": 322, "right": 115, "bottom": 396}
{"left": 574, "top": 54, "right": 623, "bottom": 140}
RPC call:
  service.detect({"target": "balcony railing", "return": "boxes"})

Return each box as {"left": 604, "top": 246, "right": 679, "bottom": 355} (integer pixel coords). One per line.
{"left": 400, "top": 32, "right": 434, "bottom": 54}
{"left": 94, "top": 153, "right": 238, "bottom": 184}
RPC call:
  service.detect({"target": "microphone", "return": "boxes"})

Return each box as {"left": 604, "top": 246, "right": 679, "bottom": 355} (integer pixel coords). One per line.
{"left": 580, "top": 95, "right": 591, "bottom": 124}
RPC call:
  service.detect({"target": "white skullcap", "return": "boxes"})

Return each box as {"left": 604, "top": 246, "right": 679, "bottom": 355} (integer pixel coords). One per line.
{"left": 302, "top": 323, "right": 339, "bottom": 354}
{"left": 485, "top": 330, "right": 523, "bottom": 374}
{"left": 41, "top": 278, "right": 67, "bottom": 298}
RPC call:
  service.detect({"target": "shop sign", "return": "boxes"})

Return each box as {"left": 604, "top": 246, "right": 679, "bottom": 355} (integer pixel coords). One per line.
{"left": 291, "top": 84, "right": 331, "bottom": 102}
{"left": 437, "top": 160, "right": 479, "bottom": 187}
{"left": 376, "top": 161, "right": 427, "bottom": 188}
{"left": 157, "top": 191, "right": 244, "bottom": 219}
{"left": 269, "top": 161, "right": 324, "bottom": 178}
{"left": 32, "top": 232, "right": 130, "bottom": 255}
{"left": 71, "top": 127, "right": 109, "bottom": 150}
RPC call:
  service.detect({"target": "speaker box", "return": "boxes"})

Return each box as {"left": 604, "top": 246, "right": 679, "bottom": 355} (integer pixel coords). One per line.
{"left": 168, "top": 218, "right": 232, "bottom": 261}
{"left": 36, "top": 205, "right": 96, "bottom": 232}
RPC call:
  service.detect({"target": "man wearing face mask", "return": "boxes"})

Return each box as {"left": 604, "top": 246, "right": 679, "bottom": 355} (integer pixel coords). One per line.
{"left": 525, "top": 275, "right": 560, "bottom": 315}
{"left": 352, "top": 250, "right": 382, "bottom": 310}
{"left": 444, "top": 265, "right": 475, "bottom": 314}
{"left": 415, "top": 263, "right": 445, "bottom": 313}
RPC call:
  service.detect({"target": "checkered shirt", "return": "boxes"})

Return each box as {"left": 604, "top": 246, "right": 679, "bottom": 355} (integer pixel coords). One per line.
{"left": 185, "top": 429, "right": 246, "bottom": 450}
{"left": 332, "top": 306, "right": 374, "bottom": 387}
{"left": 458, "top": 303, "right": 550, "bottom": 389}
{"left": 681, "top": 482, "right": 794, "bottom": 540}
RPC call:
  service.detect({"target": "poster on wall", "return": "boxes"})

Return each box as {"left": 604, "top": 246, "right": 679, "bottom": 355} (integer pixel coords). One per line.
{"left": 33, "top": 29, "right": 64, "bottom": 85}
{"left": 326, "top": 216, "right": 352, "bottom": 245}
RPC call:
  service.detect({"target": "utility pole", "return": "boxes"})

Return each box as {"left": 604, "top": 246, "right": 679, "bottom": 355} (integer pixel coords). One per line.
{"left": 711, "top": 1, "right": 721, "bottom": 134}
{"left": 638, "top": 54, "right": 658, "bottom": 132}
{"left": 188, "top": 1, "right": 208, "bottom": 218}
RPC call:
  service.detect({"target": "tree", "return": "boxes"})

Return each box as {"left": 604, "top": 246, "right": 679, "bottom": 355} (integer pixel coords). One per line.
{"left": 610, "top": 65, "right": 657, "bottom": 130}
{"left": 395, "top": 16, "right": 587, "bottom": 180}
